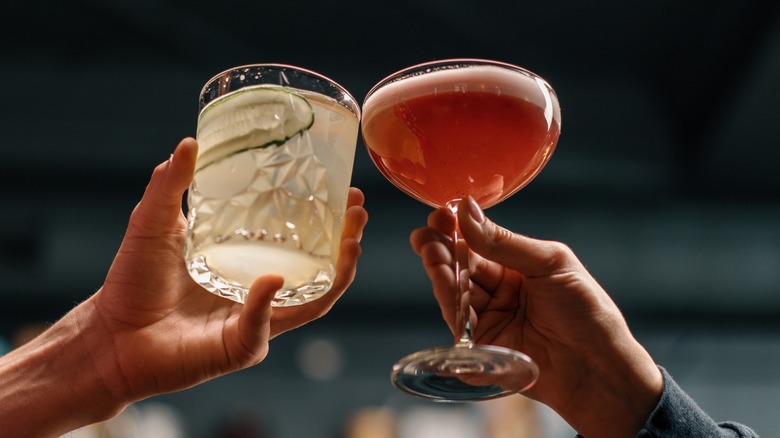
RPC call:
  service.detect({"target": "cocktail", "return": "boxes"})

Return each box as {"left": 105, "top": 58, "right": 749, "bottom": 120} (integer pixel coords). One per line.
{"left": 185, "top": 64, "right": 360, "bottom": 306}
{"left": 361, "top": 59, "right": 561, "bottom": 401}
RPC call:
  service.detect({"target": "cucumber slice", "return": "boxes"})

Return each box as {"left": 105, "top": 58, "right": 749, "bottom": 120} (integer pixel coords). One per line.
{"left": 195, "top": 86, "right": 314, "bottom": 170}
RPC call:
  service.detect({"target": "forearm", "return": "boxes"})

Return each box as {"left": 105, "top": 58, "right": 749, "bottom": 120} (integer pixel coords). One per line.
{"left": 0, "top": 301, "right": 126, "bottom": 437}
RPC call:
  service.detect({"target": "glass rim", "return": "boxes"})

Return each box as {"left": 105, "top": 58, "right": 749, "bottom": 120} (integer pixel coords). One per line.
{"left": 363, "top": 58, "right": 553, "bottom": 103}
{"left": 198, "top": 63, "right": 360, "bottom": 118}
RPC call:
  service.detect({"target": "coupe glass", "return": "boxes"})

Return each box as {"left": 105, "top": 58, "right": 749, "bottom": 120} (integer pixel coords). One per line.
{"left": 361, "top": 59, "right": 561, "bottom": 401}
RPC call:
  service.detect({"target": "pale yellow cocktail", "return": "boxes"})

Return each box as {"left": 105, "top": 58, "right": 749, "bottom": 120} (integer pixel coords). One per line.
{"left": 185, "top": 65, "right": 359, "bottom": 306}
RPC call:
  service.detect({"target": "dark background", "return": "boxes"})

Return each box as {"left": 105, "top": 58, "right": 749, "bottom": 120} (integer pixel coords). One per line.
{"left": 2, "top": 1, "right": 779, "bottom": 436}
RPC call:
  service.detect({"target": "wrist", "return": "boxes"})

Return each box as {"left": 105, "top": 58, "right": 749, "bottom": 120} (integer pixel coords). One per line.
{"left": 554, "top": 326, "right": 663, "bottom": 438}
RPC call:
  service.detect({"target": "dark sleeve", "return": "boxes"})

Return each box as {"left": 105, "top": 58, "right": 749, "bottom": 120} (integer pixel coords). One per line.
{"left": 575, "top": 367, "right": 758, "bottom": 438}
{"left": 637, "top": 367, "right": 758, "bottom": 437}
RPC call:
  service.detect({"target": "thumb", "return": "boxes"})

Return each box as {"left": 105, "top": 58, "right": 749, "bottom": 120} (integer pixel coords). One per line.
{"left": 457, "top": 196, "right": 580, "bottom": 278}
{"left": 233, "top": 274, "right": 284, "bottom": 365}
{"left": 126, "top": 138, "right": 198, "bottom": 238}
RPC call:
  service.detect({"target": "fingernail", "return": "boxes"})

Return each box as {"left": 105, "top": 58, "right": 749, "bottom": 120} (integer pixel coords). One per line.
{"left": 466, "top": 196, "right": 485, "bottom": 224}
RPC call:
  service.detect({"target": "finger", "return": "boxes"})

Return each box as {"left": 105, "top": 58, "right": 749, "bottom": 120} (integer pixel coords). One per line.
{"left": 410, "top": 225, "right": 451, "bottom": 256}
{"left": 313, "top": 200, "right": 367, "bottom": 310}
{"left": 269, "top": 237, "right": 361, "bottom": 337}
{"left": 321, "top": 199, "right": 368, "bottom": 302}
{"left": 427, "top": 207, "right": 457, "bottom": 234}
{"left": 316, "top": 235, "right": 362, "bottom": 309}
{"left": 409, "top": 208, "right": 454, "bottom": 256}
{"left": 347, "top": 187, "right": 365, "bottom": 210}
{"left": 457, "top": 196, "right": 582, "bottom": 278}
{"left": 467, "top": 249, "right": 506, "bottom": 294}
{"left": 415, "top": 233, "right": 459, "bottom": 335}
{"left": 234, "top": 274, "right": 284, "bottom": 364}
{"left": 325, "top": 192, "right": 368, "bottom": 297}
{"left": 269, "top": 210, "right": 366, "bottom": 338}
{"left": 127, "top": 138, "right": 198, "bottom": 238}
{"left": 342, "top": 188, "right": 368, "bottom": 243}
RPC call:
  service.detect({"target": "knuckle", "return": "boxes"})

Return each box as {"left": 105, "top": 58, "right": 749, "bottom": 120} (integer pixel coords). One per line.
{"left": 487, "top": 223, "right": 514, "bottom": 248}
{"left": 540, "top": 240, "right": 577, "bottom": 273}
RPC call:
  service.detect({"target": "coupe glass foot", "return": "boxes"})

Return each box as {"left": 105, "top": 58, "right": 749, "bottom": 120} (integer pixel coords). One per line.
{"left": 391, "top": 345, "right": 539, "bottom": 402}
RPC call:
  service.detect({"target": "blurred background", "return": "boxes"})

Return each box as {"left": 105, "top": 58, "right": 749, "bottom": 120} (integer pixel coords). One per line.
{"left": 2, "top": 0, "right": 780, "bottom": 436}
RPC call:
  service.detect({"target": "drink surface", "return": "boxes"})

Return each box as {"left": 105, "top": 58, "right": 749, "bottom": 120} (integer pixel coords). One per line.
{"left": 186, "top": 86, "right": 359, "bottom": 305}
{"left": 362, "top": 65, "right": 560, "bottom": 209}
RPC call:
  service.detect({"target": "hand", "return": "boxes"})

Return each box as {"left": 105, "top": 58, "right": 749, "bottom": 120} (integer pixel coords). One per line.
{"left": 410, "top": 197, "right": 661, "bottom": 438}
{"left": 0, "top": 138, "right": 367, "bottom": 438}
{"left": 87, "top": 137, "right": 368, "bottom": 409}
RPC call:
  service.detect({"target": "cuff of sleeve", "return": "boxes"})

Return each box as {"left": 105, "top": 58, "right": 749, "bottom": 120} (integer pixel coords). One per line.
{"left": 636, "top": 367, "right": 756, "bottom": 438}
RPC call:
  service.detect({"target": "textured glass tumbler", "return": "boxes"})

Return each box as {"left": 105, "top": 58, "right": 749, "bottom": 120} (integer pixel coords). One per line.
{"left": 185, "top": 64, "right": 360, "bottom": 306}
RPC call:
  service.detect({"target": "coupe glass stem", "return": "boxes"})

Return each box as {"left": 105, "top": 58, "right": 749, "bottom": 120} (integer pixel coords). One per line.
{"left": 449, "top": 204, "right": 474, "bottom": 349}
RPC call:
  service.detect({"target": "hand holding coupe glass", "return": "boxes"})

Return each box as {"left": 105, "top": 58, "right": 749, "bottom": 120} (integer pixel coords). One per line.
{"left": 187, "top": 59, "right": 561, "bottom": 402}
